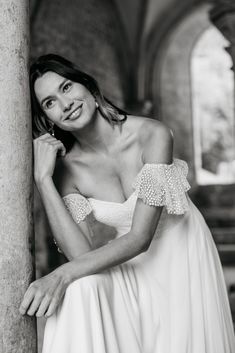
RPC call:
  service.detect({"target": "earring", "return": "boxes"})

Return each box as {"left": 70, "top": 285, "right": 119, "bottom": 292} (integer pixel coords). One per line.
{"left": 95, "top": 101, "right": 99, "bottom": 108}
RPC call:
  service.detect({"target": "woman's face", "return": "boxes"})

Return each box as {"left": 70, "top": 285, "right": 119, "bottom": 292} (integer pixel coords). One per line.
{"left": 34, "top": 71, "right": 97, "bottom": 131}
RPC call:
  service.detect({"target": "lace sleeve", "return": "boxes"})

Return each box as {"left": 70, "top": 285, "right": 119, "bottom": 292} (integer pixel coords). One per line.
{"left": 53, "top": 193, "right": 92, "bottom": 254}
{"left": 132, "top": 159, "right": 191, "bottom": 215}
{"left": 62, "top": 193, "right": 92, "bottom": 224}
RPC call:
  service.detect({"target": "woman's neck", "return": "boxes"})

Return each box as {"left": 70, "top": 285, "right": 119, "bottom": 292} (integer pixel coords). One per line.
{"left": 71, "top": 110, "right": 121, "bottom": 155}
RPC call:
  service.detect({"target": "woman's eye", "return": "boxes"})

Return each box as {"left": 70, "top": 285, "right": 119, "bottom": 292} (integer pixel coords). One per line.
{"left": 63, "top": 82, "right": 72, "bottom": 92}
{"left": 45, "top": 100, "right": 54, "bottom": 109}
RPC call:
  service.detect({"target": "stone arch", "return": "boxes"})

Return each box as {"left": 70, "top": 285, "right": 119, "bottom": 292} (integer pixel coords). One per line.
{"left": 191, "top": 26, "right": 235, "bottom": 186}
{"left": 141, "top": 3, "right": 212, "bottom": 178}
{"left": 137, "top": 1, "right": 205, "bottom": 101}
{"left": 141, "top": 2, "right": 235, "bottom": 216}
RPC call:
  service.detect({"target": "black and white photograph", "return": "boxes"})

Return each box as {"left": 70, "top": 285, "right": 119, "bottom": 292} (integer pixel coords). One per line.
{"left": 0, "top": 0, "right": 235, "bottom": 352}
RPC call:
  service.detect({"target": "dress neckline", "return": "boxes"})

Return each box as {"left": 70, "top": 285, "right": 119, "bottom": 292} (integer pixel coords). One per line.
{"left": 63, "top": 158, "right": 184, "bottom": 206}
{"left": 88, "top": 191, "right": 137, "bottom": 206}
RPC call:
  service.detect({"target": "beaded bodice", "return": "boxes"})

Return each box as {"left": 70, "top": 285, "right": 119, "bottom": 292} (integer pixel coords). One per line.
{"left": 62, "top": 159, "right": 191, "bottom": 238}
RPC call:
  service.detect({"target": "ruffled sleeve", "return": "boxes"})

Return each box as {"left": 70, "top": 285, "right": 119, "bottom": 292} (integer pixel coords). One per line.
{"left": 53, "top": 193, "right": 92, "bottom": 253}
{"left": 132, "top": 158, "right": 191, "bottom": 215}
{"left": 62, "top": 193, "right": 92, "bottom": 224}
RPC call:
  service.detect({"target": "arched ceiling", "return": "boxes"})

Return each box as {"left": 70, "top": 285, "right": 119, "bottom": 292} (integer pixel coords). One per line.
{"left": 110, "top": 0, "right": 207, "bottom": 50}
{"left": 31, "top": 0, "right": 209, "bottom": 53}
{"left": 112, "top": 0, "right": 144, "bottom": 51}
{"left": 30, "top": 0, "right": 210, "bottom": 105}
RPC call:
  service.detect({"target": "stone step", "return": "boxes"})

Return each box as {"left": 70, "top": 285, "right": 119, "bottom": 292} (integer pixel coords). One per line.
{"left": 210, "top": 228, "right": 235, "bottom": 265}
{"left": 217, "top": 244, "right": 235, "bottom": 265}
{"left": 212, "top": 227, "right": 235, "bottom": 243}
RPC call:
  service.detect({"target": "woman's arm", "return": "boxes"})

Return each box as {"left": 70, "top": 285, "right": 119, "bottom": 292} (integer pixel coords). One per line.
{"left": 67, "top": 199, "right": 163, "bottom": 278}
{"left": 34, "top": 133, "right": 92, "bottom": 260}
{"left": 20, "top": 197, "right": 163, "bottom": 317}
{"left": 20, "top": 122, "right": 173, "bottom": 317}
{"left": 37, "top": 176, "right": 92, "bottom": 259}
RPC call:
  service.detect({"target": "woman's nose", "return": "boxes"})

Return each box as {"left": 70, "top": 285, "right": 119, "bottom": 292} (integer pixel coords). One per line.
{"left": 60, "top": 97, "right": 73, "bottom": 112}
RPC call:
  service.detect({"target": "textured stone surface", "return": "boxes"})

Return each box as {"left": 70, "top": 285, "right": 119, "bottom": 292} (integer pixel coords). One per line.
{"left": 0, "top": 0, "right": 37, "bottom": 352}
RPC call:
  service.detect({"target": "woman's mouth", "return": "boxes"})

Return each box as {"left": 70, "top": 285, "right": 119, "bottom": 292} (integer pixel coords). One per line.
{"left": 65, "top": 104, "right": 83, "bottom": 121}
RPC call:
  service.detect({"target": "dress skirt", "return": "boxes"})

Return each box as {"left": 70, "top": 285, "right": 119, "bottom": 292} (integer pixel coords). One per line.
{"left": 42, "top": 199, "right": 235, "bottom": 353}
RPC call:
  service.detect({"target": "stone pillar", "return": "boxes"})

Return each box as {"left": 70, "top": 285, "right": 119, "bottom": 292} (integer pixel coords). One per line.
{"left": 0, "top": 1, "right": 37, "bottom": 352}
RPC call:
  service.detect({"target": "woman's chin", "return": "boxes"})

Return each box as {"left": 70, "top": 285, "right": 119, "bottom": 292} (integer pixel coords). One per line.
{"left": 60, "top": 120, "right": 87, "bottom": 132}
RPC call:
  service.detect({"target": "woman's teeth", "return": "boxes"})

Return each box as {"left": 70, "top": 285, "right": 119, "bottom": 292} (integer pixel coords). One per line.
{"left": 67, "top": 105, "right": 82, "bottom": 120}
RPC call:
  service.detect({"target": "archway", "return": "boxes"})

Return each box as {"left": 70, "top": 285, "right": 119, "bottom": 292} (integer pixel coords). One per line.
{"left": 191, "top": 26, "right": 235, "bottom": 186}
{"left": 143, "top": 3, "right": 235, "bottom": 271}
{"left": 151, "top": 4, "right": 212, "bottom": 172}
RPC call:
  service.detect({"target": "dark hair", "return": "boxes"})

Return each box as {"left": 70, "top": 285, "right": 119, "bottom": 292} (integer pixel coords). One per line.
{"left": 30, "top": 54, "right": 127, "bottom": 151}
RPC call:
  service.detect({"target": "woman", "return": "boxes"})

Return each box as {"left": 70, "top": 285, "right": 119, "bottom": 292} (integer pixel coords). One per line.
{"left": 20, "top": 54, "right": 235, "bottom": 353}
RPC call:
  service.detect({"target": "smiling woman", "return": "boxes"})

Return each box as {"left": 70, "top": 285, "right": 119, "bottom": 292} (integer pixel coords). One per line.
{"left": 35, "top": 71, "right": 97, "bottom": 129}
{"left": 21, "top": 54, "right": 235, "bottom": 353}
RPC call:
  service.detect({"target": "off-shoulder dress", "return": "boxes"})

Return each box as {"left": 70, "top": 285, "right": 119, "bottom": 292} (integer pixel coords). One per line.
{"left": 42, "top": 159, "right": 235, "bottom": 353}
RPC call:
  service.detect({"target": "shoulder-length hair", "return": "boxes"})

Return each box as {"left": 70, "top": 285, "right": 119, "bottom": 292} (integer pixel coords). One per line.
{"left": 30, "top": 53, "right": 127, "bottom": 151}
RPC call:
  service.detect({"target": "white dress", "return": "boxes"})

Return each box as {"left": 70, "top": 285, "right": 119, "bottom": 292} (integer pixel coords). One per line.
{"left": 42, "top": 159, "right": 235, "bottom": 353}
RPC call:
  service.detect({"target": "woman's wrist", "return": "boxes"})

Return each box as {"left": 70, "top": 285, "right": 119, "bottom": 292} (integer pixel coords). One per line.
{"left": 35, "top": 175, "right": 53, "bottom": 191}
{"left": 59, "top": 261, "right": 79, "bottom": 285}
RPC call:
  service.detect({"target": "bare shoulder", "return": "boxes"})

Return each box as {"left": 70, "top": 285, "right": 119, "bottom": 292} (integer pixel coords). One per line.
{"left": 127, "top": 115, "right": 173, "bottom": 163}
{"left": 53, "top": 155, "right": 78, "bottom": 197}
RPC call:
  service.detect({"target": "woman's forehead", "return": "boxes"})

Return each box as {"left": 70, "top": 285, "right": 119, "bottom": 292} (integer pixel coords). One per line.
{"left": 34, "top": 71, "right": 66, "bottom": 100}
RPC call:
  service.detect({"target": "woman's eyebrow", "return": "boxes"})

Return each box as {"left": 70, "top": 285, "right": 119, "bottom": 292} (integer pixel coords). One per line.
{"left": 40, "top": 79, "right": 68, "bottom": 106}
{"left": 58, "top": 79, "right": 68, "bottom": 91}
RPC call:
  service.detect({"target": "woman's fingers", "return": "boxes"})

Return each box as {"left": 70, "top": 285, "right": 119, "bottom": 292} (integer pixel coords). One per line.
{"left": 19, "top": 270, "right": 68, "bottom": 317}
{"left": 34, "top": 134, "right": 66, "bottom": 156}
{"left": 36, "top": 294, "right": 52, "bottom": 317}
{"left": 33, "top": 133, "right": 67, "bottom": 182}
{"left": 45, "top": 290, "right": 64, "bottom": 317}
{"left": 51, "top": 141, "right": 66, "bottom": 156}
{"left": 36, "top": 132, "right": 55, "bottom": 141}
{"left": 28, "top": 284, "right": 64, "bottom": 317}
{"left": 44, "top": 278, "right": 65, "bottom": 317}
{"left": 26, "top": 292, "right": 43, "bottom": 316}
{"left": 19, "top": 286, "right": 36, "bottom": 315}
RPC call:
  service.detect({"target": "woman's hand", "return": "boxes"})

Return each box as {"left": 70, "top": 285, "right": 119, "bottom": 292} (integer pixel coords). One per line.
{"left": 19, "top": 266, "right": 71, "bottom": 317}
{"left": 33, "top": 133, "right": 66, "bottom": 185}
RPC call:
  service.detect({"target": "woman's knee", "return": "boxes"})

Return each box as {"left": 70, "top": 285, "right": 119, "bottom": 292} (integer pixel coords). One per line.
{"left": 67, "top": 273, "right": 106, "bottom": 294}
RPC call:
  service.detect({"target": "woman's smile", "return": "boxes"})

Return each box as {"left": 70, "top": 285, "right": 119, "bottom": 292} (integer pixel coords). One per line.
{"left": 64, "top": 103, "right": 83, "bottom": 121}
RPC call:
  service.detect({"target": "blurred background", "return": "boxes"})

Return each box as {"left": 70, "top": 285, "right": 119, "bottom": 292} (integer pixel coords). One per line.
{"left": 29, "top": 0, "right": 235, "bottom": 349}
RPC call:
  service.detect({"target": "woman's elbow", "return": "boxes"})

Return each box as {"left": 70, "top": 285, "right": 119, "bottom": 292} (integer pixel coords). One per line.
{"left": 134, "top": 233, "right": 153, "bottom": 254}
{"left": 141, "top": 238, "right": 152, "bottom": 253}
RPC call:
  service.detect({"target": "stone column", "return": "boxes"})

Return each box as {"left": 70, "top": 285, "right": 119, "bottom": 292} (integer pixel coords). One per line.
{"left": 0, "top": 1, "right": 37, "bottom": 352}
